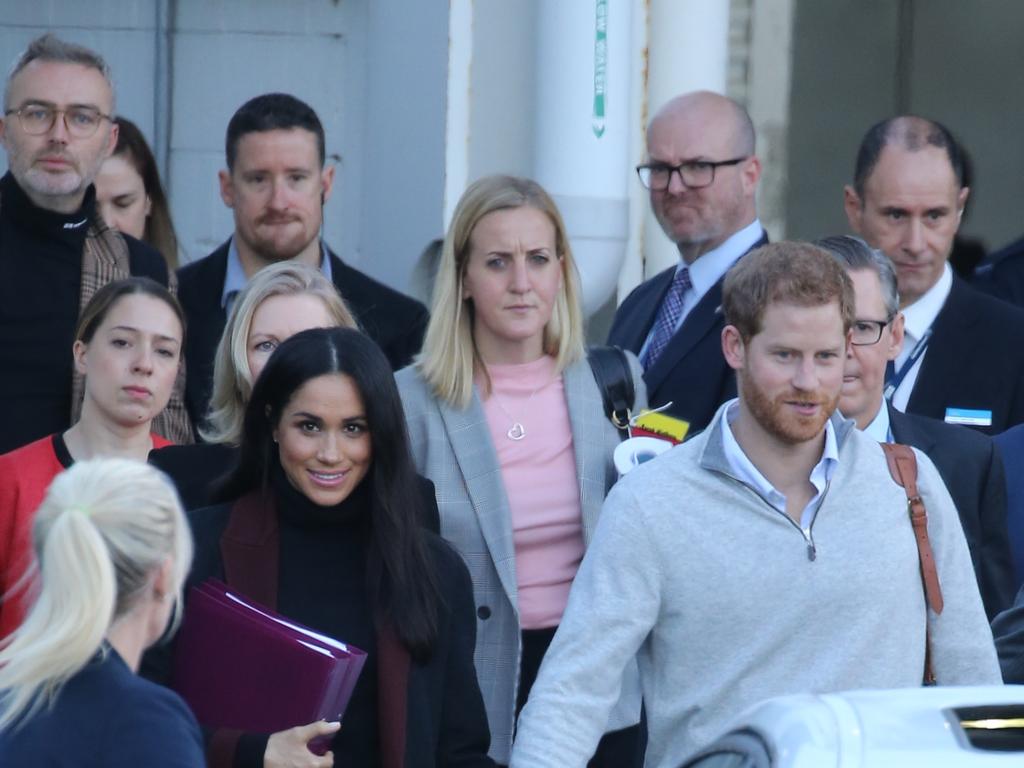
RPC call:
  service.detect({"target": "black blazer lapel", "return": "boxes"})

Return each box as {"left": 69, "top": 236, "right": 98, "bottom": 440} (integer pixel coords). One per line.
{"left": 643, "top": 280, "right": 725, "bottom": 395}
{"left": 613, "top": 266, "right": 676, "bottom": 352}
{"left": 906, "top": 278, "right": 982, "bottom": 416}
{"left": 888, "top": 403, "right": 938, "bottom": 454}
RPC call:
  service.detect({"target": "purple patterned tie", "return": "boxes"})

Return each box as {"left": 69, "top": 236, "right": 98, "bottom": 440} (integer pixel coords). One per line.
{"left": 640, "top": 266, "right": 692, "bottom": 369}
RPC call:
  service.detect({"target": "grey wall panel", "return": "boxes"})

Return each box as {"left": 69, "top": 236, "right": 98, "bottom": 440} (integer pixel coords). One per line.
{"left": 359, "top": 0, "right": 448, "bottom": 291}
{"left": 0, "top": 1, "right": 450, "bottom": 297}
{"left": 908, "top": 0, "right": 1024, "bottom": 252}
{"left": 784, "top": 0, "right": 900, "bottom": 242}
{"left": 174, "top": 0, "right": 348, "bottom": 35}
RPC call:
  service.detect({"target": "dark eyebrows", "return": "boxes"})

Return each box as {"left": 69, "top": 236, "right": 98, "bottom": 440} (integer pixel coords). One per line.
{"left": 107, "top": 325, "right": 181, "bottom": 345}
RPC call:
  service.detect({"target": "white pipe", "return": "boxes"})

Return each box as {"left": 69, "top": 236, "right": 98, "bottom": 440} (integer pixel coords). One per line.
{"left": 631, "top": 0, "right": 732, "bottom": 284}
{"left": 534, "top": 0, "right": 632, "bottom": 317}
{"left": 443, "top": 0, "right": 473, "bottom": 230}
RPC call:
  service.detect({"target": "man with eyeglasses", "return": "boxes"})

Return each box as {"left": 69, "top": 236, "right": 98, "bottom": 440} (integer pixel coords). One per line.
{"left": 607, "top": 90, "right": 767, "bottom": 436}
{"left": 0, "top": 34, "right": 190, "bottom": 454}
{"left": 844, "top": 116, "right": 1024, "bottom": 435}
{"left": 818, "top": 235, "right": 1014, "bottom": 618}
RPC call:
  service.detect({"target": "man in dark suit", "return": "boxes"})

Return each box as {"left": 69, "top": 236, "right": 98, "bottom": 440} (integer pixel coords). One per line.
{"left": 973, "top": 235, "right": 1024, "bottom": 306}
{"left": 607, "top": 91, "right": 767, "bottom": 436}
{"left": 178, "top": 93, "right": 428, "bottom": 428}
{"left": 821, "top": 234, "right": 1014, "bottom": 618}
{"left": 992, "top": 424, "right": 1024, "bottom": 590}
{"left": 844, "top": 116, "right": 1024, "bottom": 435}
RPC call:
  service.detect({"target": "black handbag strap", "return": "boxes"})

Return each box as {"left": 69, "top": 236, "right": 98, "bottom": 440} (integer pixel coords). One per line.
{"left": 586, "top": 346, "right": 635, "bottom": 434}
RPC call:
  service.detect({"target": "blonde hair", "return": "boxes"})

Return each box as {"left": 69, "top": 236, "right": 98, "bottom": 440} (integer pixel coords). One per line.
{"left": 0, "top": 459, "right": 192, "bottom": 730}
{"left": 201, "top": 261, "right": 358, "bottom": 444}
{"left": 416, "top": 175, "right": 585, "bottom": 408}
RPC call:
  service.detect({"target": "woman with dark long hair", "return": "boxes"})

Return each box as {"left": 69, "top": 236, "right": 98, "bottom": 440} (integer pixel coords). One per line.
{"left": 159, "top": 327, "right": 493, "bottom": 768}
{"left": 95, "top": 117, "right": 181, "bottom": 269}
{"left": 149, "top": 260, "right": 358, "bottom": 510}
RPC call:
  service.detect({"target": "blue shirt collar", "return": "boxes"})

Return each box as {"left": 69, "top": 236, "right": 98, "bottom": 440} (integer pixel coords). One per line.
{"left": 220, "top": 238, "right": 333, "bottom": 312}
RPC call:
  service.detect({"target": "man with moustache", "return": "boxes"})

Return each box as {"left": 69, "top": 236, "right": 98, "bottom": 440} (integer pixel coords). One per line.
{"left": 178, "top": 93, "right": 428, "bottom": 426}
{"left": 510, "top": 242, "right": 999, "bottom": 768}
{"left": 607, "top": 91, "right": 767, "bottom": 435}
{"left": 844, "top": 116, "right": 1024, "bottom": 434}
{"left": 819, "top": 235, "right": 1014, "bottom": 618}
{"left": 0, "top": 34, "right": 190, "bottom": 454}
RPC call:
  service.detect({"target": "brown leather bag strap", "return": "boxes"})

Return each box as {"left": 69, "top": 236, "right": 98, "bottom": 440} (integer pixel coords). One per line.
{"left": 881, "top": 442, "right": 942, "bottom": 685}
{"left": 881, "top": 443, "right": 944, "bottom": 614}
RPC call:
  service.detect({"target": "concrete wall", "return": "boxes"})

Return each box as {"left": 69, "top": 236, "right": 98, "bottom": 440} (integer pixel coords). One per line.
{"left": 784, "top": 0, "right": 1024, "bottom": 251}
{"left": 0, "top": 0, "right": 449, "bottom": 294}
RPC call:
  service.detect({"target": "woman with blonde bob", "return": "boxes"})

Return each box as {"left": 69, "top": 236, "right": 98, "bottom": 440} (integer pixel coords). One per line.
{"left": 150, "top": 260, "right": 357, "bottom": 508}
{"left": 397, "top": 175, "right": 646, "bottom": 766}
{"left": 0, "top": 458, "right": 203, "bottom": 766}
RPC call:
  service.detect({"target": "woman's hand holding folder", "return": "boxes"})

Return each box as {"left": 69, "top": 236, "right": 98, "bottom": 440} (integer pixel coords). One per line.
{"left": 265, "top": 719, "right": 340, "bottom": 767}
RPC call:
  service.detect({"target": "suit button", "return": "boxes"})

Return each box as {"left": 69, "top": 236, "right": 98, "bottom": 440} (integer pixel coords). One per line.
{"left": 477, "top": 605, "right": 491, "bottom": 620}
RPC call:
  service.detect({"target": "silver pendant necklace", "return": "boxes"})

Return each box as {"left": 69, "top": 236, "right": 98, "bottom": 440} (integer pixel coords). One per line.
{"left": 491, "top": 379, "right": 550, "bottom": 441}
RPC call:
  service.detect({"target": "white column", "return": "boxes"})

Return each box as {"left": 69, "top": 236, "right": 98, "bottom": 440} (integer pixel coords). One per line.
{"left": 534, "top": 0, "right": 633, "bottom": 317}
{"left": 621, "top": 0, "right": 732, "bottom": 296}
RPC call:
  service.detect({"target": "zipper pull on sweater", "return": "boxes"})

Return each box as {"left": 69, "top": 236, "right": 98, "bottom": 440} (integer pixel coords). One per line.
{"left": 807, "top": 541, "right": 816, "bottom": 561}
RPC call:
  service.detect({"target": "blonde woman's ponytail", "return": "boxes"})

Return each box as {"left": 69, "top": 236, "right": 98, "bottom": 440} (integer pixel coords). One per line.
{"left": 0, "top": 459, "right": 191, "bottom": 730}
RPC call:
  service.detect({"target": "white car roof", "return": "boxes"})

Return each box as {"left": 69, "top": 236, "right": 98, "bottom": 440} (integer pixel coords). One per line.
{"left": 729, "top": 686, "right": 1024, "bottom": 767}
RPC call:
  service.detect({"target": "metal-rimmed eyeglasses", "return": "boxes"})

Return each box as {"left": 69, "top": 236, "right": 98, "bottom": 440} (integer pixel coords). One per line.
{"left": 636, "top": 157, "right": 748, "bottom": 190}
{"left": 4, "top": 103, "right": 112, "bottom": 138}
{"left": 850, "top": 316, "right": 895, "bottom": 346}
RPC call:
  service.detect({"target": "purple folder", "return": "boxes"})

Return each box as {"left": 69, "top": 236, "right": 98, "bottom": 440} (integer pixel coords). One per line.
{"left": 171, "top": 579, "right": 367, "bottom": 735}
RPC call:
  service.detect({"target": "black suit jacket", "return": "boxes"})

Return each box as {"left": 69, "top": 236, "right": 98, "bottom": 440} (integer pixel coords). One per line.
{"left": 177, "top": 240, "right": 429, "bottom": 430}
{"left": 606, "top": 233, "right": 767, "bottom": 435}
{"left": 992, "top": 424, "right": 1024, "bottom": 590}
{"left": 888, "top": 404, "right": 1014, "bottom": 618}
{"left": 905, "top": 276, "right": 1024, "bottom": 435}
{"left": 992, "top": 584, "right": 1024, "bottom": 682}
{"left": 972, "top": 234, "right": 1024, "bottom": 307}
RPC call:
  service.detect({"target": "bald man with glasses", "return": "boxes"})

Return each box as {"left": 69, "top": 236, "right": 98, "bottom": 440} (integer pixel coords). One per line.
{"left": 608, "top": 90, "right": 767, "bottom": 436}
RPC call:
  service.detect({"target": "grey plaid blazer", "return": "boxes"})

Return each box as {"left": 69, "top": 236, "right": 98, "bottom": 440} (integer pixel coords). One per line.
{"left": 397, "top": 356, "right": 645, "bottom": 764}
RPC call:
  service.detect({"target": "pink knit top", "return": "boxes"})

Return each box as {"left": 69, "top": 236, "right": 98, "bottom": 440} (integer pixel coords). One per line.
{"left": 480, "top": 355, "right": 584, "bottom": 629}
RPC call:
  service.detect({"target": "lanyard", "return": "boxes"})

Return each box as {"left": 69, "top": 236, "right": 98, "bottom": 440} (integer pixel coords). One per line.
{"left": 884, "top": 327, "right": 932, "bottom": 401}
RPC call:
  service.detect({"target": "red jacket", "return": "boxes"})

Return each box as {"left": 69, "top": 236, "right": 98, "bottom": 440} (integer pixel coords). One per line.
{"left": 0, "top": 433, "right": 171, "bottom": 637}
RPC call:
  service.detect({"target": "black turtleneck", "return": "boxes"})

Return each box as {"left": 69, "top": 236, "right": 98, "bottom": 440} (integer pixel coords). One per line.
{"left": 0, "top": 171, "right": 169, "bottom": 454}
{"left": 272, "top": 464, "right": 380, "bottom": 767}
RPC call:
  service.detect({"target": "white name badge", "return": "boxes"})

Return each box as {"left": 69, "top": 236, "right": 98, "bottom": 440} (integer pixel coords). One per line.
{"left": 944, "top": 407, "right": 992, "bottom": 427}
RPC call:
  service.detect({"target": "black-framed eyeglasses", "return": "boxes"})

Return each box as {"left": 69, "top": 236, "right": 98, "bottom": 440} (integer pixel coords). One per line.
{"left": 636, "top": 157, "right": 748, "bottom": 191}
{"left": 850, "top": 316, "right": 894, "bottom": 346}
{"left": 4, "top": 103, "right": 112, "bottom": 138}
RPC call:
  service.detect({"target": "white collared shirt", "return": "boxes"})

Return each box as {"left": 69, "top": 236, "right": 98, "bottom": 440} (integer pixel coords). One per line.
{"left": 890, "top": 263, "right": 953, "bottom": 411}
{"left": 639, "top": 219, "right": 764, "bottom": 360}
{"left": 861, "top": 400, "right": 893, "bottom": 443}
{"left": 719, "top": 399, "right": 839, "bottom": 533}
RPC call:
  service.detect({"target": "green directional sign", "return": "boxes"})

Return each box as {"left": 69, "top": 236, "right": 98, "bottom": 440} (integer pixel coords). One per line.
{"left": 593, "top": 0, "right": 607, "bottom": 138}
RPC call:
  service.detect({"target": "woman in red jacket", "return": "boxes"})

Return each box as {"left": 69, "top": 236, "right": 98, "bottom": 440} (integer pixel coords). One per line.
{"left": 0, "top": 277, "right": 185, "bottom": 636}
